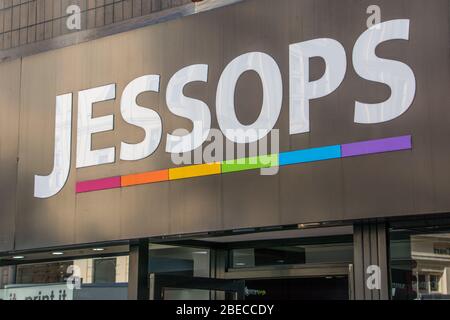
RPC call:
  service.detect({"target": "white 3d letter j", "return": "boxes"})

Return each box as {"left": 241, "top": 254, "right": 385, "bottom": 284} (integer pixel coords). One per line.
{"left": 34, "top": 93, "right": 72, "bottom": 198}
{"left": 353, "top": 19, "right": 416, "bottom": 124}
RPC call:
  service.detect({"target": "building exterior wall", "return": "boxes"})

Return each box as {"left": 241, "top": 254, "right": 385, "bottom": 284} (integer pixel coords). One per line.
{"left": 0, "top": 0, "right": 448, "bottom": 301}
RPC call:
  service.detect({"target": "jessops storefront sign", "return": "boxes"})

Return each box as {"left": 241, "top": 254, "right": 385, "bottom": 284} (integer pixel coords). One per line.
{"left": 34, "top": 19, "right": 415, "bottom": 199}
{"left": 0, "top": 0, "right": 448, "bottom": 251}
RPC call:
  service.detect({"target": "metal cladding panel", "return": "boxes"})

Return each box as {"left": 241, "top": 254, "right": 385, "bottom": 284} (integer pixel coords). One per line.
{"left": 1, "top": 0, "right": 448, "bottom": 250}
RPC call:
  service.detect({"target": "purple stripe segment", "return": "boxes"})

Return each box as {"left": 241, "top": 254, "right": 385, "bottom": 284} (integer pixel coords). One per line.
{"left": 76, "top": 176, "right": 121, "bottom": 194}
{"left": 341, "top": 135, "right": 412, "bottom": 158}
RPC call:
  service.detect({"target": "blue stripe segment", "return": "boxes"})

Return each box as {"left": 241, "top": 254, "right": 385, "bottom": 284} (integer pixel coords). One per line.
{"left": 279, "top": 145, "right": 342, "bottom": 166}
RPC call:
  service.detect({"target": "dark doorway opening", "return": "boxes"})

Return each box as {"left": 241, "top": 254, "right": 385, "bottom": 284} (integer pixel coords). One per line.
{"left": 245, "top": 277, "right": 349, "bottom": 300}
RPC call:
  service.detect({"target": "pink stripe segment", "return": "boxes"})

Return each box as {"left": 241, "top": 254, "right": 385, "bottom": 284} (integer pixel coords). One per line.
{"left": 76, "top": 176, "right": 121, "bottom": 194}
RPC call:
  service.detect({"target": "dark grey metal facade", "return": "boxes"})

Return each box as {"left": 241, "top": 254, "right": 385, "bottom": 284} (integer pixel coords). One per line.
{"left": 0, "top": 0, "right": 449, "bottom": 259}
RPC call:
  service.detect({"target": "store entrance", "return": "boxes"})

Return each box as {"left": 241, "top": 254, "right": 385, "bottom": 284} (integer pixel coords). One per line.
{"left": 151, "top": 274, "right": 349, "bottom": 300}
{"left": 149, "top": 226, "right": 354, "bottom": 300}
{"left": 245, "top": 277, "right": 349, "bottom": 300}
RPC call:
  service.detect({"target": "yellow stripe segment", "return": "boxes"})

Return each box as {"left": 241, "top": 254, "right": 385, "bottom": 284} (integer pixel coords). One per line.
{"left": 169, "top": 163, "right": 222, "bottom": 180}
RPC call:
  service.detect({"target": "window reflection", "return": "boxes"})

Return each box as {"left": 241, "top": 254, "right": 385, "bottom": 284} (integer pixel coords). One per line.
{"left": 391, "top": 227, "right": 450, "bottom": 300}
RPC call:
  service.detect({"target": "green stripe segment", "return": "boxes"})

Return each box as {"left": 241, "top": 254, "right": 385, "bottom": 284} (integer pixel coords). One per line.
{"left": 221, "top": 154, "right": 279, "bottom": 173}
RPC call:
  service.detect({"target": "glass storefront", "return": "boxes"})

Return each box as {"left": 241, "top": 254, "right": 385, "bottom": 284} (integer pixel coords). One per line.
{"left": 147, "top": 228, "right": 354, "bottom": 300}
{"left": 0, "top": 225, "right": 355, "bottom": 300}
{"left": 0, "top": 245, "right": 130, "bottom": 300}
{"left": 7, "top": 223, "right": 435, "bottom": 300}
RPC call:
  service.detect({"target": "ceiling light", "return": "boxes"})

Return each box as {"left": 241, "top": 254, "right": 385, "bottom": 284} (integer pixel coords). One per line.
{"left": 12, "top": 256, "right": 25, "bottom": 259}
{"left": 298, "top": 222, "right": 321, "bottom": 229}
{"left": 52, "top": 252, "right": 64, "bottom": 256}
{"left": 92, "top": 248, "right": 105, "bottom": 252}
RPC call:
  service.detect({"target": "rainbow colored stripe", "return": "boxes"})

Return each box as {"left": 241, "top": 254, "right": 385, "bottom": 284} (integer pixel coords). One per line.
{"left": 76, "top": 135, "right": 412, "bottom": 194}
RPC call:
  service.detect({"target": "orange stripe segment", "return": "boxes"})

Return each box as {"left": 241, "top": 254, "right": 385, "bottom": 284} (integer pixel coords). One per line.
{"left": 121, "top": 169, "right": 169, "bottom": 187}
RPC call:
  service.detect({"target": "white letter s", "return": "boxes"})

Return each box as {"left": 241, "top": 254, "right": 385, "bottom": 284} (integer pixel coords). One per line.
{"left": 353, "top": 19, "right": 416, "bottom": 124}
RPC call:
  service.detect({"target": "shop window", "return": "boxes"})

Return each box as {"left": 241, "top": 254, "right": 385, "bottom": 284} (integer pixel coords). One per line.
{"left": 418, "top": 274, "right": 427, "bottom": 291}
{"left": 16, "top": 261, "right": 73, "bottom": 285}
{"left": 93, "top": 258, "right": 117, "bottom": 284}
{"left": 0, "top": 247, "right": 129, "bottom": 300}
{"left": 430, "top": 274, "right": 441, "bottom": 292}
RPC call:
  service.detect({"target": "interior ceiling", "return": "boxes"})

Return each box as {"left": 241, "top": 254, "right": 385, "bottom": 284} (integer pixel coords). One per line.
{"left": 0, "top": 245, "right": 129, "bottom": 263}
